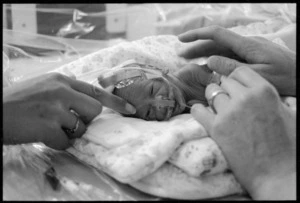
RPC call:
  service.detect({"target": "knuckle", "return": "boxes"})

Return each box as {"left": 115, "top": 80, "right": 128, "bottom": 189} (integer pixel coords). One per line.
{"left": 210, "top": 25, "right": 223, "bottom": 38}
{"left": 210, "top": 25, "right": 222, "bottom": 33}
{"left": 42, "top": 84, "right": 70, "bottom": 105}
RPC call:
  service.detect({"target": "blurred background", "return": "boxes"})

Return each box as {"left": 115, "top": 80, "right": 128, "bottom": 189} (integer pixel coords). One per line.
{"left": 2, "top": 3, "right": 296, "bottom": 86}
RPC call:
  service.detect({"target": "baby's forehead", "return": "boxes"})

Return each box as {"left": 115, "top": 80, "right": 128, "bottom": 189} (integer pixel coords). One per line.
{"left": 114, "top": 78, "right": 153, "bottom": 103}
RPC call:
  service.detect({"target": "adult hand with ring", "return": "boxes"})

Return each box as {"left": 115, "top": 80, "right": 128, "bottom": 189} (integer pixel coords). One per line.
{"left": 206, "top": 88, "right": 229, "bottom": 114}
{"left": 178, "top": 26, "right": 296, "bottom": 96}
{"left": 191, "top": 66, "right": 296, "bottom": 200}
{"left": 3, "top": 73, "right": 136, "bottom": 150}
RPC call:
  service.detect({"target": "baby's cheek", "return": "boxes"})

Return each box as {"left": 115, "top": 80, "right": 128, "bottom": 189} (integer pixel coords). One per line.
{"left": 135, "top": 106, "right": 148, "bottom": 120}
{"left": 155, "top": 107, "right": 167, "bottom": 121}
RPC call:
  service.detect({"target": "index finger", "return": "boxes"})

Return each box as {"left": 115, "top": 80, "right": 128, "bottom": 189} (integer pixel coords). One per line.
{"left": 67, "top": 78, "right": 136, "bottom": 115}
{"left": 178, "top": 26, "right": 249, "bottom": 60}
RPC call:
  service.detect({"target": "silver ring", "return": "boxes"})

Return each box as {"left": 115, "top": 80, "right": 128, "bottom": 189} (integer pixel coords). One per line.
{"left": 207, "top": 89, "right": 229, "bottom": 113}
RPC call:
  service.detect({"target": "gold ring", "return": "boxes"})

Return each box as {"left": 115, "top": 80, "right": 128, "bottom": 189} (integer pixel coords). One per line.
{"left": 207, "top": 89, "right": 229, "bottom": 113}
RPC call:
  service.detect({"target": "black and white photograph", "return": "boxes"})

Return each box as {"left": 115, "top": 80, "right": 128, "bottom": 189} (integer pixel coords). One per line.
{"left": 3, "top": 3, "right": 296, "bottom": 201}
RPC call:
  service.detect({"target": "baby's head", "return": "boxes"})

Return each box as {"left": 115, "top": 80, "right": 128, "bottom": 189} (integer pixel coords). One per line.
{"left": 98, "top": 62, "right": 187, "bottom": 121}
{"left": 113, "top": 76, "right": 186, "bottom": 121}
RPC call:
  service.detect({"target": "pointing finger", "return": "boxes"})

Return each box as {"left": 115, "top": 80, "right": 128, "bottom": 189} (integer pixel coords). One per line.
{"left": 92, "top": 86, "right": 136, "bottom": 115}
{"left": 66, "top": 77, "right": 136, "bottom": 115}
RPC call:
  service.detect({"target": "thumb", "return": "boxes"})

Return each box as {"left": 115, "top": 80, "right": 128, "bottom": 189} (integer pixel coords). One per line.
{"left": 207, "top": 55, "right": 245, "bottom": 76}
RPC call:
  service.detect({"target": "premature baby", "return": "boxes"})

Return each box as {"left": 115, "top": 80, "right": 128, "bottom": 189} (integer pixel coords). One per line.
{"left": 98, "top": 61, "right": 220, "bottom": 121}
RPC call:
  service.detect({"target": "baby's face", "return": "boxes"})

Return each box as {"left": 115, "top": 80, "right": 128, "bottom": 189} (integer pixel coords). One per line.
{"left": 113, "top": 77, "right": 186, "bottom": 121}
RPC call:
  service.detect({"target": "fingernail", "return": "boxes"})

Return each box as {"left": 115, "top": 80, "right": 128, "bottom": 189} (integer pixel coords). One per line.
{"left": 125, "top": 103, "right": 136, "bottom": 114}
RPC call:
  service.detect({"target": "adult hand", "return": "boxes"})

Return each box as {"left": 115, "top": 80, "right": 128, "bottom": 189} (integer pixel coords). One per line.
{"left": 3, "top": 73, "right": 136, "bottom": 150}
{"left": 172, "top": 63, "right": 221, "bottom": 106}
{"left": 191, "top": 66, "right": 296, "bottom": 200}
{"left": 178, "top": 26, "right": 296, "bottom": 96}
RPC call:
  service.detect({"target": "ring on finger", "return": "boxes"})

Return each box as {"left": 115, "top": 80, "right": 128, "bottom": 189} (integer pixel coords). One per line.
{"left": 207, "top": 89, "right": 229, "bottom": 114}
{"left": 64, "top": 116, "right": 79, "bottom": 135}
{"left": 64, "top": 110, "right": 80, "bottom": 135}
